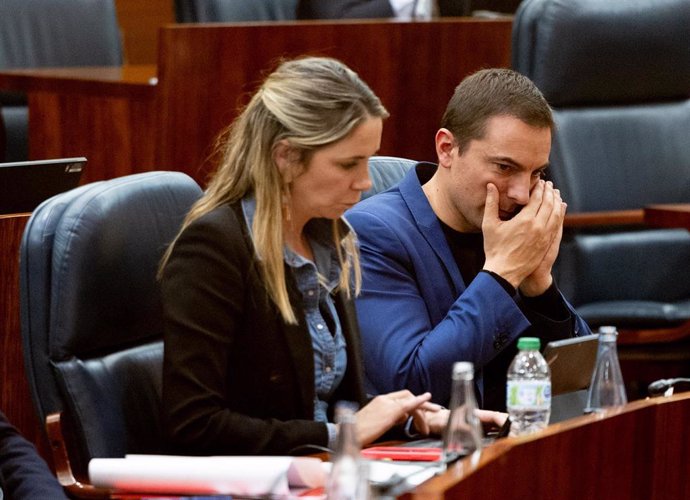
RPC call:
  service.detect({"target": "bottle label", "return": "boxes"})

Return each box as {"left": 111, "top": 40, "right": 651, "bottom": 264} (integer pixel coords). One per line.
{"left": 506, "top": 380, "right": 551, "bottom": 410}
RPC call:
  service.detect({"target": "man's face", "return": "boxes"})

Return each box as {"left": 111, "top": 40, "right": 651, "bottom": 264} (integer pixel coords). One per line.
{"left": 440, "top": 115, "right": 552, "bottom": 232}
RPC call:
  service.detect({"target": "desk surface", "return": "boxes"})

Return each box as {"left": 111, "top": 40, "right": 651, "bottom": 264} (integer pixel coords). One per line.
{"left": 0, "top": 65, "right": 157, "bottom": 99}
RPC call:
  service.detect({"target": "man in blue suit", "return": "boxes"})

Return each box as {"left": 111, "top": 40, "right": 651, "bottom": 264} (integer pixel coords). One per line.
{"left": 346, "top": 69, "right": 592, "bottom": 410}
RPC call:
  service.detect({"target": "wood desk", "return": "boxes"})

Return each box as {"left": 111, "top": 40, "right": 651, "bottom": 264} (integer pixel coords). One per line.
{"left": 0, "top": 65, "right": 157, "bottom": 184}
{"left": 0, "top": 18, "right": 512, "bottom": 186}
{"left": 406, "top": 391, "right": 690, "bottom": 500}
{"left": 645, "top": 204, "right": 690, "bottom": 231}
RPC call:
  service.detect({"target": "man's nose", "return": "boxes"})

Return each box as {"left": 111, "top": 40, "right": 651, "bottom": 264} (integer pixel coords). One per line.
{"left": 506, "top": 174, "right": 532, "bottom": 205}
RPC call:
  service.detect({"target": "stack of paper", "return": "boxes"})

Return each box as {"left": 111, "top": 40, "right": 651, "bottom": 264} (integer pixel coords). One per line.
{"left": 89, "top": 455, "right": 327, "bottom": 497}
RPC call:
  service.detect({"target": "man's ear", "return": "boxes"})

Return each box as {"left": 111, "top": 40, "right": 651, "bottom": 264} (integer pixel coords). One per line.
{"left": 273, "top": 140, "right": 295, "bottom": 182}
{"left": 435, "top": 128, "right": 455, "bottom": 169}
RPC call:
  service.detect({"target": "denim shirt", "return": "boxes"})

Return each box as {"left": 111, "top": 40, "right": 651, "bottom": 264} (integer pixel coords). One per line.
{"left": 242, "top": 197, "right": 347, "bottom": 446}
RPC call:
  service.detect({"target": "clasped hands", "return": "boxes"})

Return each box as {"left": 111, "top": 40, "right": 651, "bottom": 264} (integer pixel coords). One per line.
{"left": 353, "top": 390, "right": 507, "bottom": 446}
{"left": 482, "top": 179, "right": 566, "bottom": 297}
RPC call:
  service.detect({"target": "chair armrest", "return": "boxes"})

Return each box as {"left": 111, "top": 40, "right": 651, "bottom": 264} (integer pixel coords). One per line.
{"left": 618, "top": 320, "right": 690, "bottom": 345}
{"left": 46, "top": 412, "right": 113, "bottom": 499}
{"left": 644, "top": 204, "right": 690, "bottom": 231}
{"left": 564, "top": 209, "right": 645, "bottom": 228}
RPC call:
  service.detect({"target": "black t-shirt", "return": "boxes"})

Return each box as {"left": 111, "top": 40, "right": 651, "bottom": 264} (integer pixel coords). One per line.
{"left": 438, "top": 219, "right": 569, "bottom": 410}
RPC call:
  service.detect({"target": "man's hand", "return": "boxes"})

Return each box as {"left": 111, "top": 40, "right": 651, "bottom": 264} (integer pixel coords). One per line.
{"left": 482, "top": 180, "right": 565, "bottom": 293}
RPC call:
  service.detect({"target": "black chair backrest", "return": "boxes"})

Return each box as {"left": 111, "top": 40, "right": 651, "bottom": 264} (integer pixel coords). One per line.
{"left": 175, "top": 0, "right": 298, "bottom": 22}
{"left": 20, "top": 171, "right": 202, "bottom": 475}
{"left": 512, "top": 0, "right": 690, "bottom": 327}
{"left": 513, "top": 0, "right": 690, "bottom": 213}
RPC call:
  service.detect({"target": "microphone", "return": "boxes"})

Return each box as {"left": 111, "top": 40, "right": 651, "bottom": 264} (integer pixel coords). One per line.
{"left": 647, "top": 378, "right": 690, "bottom": 396}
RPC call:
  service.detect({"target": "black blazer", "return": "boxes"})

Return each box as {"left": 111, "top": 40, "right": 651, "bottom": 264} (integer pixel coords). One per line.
{"left": 0, "top": 410, "right": 67, "bottom": 499}
{"left": 161, "top": 203, "right": 367, "bottom": 455}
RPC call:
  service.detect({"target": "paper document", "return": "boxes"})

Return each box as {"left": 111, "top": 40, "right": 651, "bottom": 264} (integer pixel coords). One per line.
{"left": 89, "top": 454, "right": 327, "bottom": 496}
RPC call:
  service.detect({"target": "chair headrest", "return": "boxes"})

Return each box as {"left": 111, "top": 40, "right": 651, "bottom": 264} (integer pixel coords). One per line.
{"left": 47, "top": 171, "right": 202, "bottom": 359}
{"left": 512, "top": 0, "right": 690, "bottom": 105}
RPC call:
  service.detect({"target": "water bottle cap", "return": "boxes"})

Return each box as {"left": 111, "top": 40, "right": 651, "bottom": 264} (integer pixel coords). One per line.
{"left": 598, "top": 326, "right": 618, "bottom": 335}
{"left": 517, "top": 337, "right": 540, "bottom": 350}
{"left": 451, "top": 361, "right": 474, "bottom": 379}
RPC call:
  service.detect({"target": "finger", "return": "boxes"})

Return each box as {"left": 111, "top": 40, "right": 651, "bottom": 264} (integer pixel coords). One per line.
{"left": 410, "top": 408, "right": 430, "bottom": 436}
{"left": 518, "top": 179, "right": 546, "bottom": 218}
{"left": 396, "top": 393, "right": 432, "bottom": 414}
{"left": 482, "top": 183, "right": 500, "bottom": 228}
{"left": 419, "top": 402, "right": 444, "bottom": 412}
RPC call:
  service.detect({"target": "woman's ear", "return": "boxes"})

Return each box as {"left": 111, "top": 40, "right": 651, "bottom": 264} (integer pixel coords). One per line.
{"left": 273, "top": 140, "right": 295, "bottom": 182}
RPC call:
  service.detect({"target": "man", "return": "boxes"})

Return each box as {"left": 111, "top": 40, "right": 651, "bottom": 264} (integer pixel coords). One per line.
{"left": 346, "top": 68, "right": 592, "bottom": 410}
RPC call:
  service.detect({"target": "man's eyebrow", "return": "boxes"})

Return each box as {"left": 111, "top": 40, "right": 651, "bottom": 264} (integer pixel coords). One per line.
{"left": 488, "top": 155, "right": 550, "bottom": 172}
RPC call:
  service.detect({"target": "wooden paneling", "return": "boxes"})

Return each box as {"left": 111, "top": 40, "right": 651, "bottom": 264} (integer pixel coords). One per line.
{"left": 156, "top": 19, "right": 513, "bottom": 183}
{"left": 406, "top": 392, "right": 690, "bottom": 500}
{"left": 115, "top": 0, "right": 175, "bottom": 65}
{"left": 0, "top": 215, "right": 50, "bottom": 461}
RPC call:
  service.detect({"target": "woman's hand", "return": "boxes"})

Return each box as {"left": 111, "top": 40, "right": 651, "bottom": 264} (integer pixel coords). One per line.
{"left": 354, "top": 390, "right": 431, "bottom": 445}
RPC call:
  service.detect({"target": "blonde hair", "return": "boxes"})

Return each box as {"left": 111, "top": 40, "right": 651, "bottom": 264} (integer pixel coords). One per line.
{"left": 161, "top": 57, "right": 388, "bottom": 324}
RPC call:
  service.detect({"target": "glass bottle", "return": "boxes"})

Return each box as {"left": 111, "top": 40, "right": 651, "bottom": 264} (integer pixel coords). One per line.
{"left": 441, "top": 361, "right": 483, "bottom": 463}
{"left": 506, "top": 337, "right": 551, "bottom": 436}
{"left": 584, "top": 326, "right": 627, "bottom": 413}
{"left": 326, "top": 402, "right": 370, "bottom": 500}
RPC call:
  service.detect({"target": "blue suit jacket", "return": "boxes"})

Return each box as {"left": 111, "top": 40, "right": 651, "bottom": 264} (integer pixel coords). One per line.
{"left": 346, "top": 163, "right": 591, "bottom": 406}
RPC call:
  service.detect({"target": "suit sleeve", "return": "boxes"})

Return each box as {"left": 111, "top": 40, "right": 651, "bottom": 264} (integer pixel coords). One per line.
{"left": 0, "top": 411, "right": 67, "bottom": 499}
{"left": 161, "top": 210, "right": 328, "bottom": 455}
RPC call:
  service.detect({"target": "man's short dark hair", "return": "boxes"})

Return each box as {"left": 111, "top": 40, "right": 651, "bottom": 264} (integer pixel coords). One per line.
{"left": 440, "top": 68, "right": 554, "bottom": 153}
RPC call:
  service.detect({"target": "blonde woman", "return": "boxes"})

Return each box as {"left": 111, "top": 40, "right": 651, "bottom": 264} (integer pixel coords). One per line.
{"left": 159, "top": 57, "right": 451, "bottom": 455}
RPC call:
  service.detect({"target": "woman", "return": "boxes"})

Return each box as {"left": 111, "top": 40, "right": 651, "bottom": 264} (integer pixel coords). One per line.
{"left": 159, "top": 56, "right": 449, "bottom": 456}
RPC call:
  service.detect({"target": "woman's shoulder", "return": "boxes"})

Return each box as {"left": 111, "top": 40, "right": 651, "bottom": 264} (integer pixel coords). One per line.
{"left": 175, "top": 202, "right": 250, "bottom": 254}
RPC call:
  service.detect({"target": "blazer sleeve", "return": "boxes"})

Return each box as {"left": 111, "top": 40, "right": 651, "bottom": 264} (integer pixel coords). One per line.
{"left": 0, "top": 411, "right": 67, "bottom": 499}
{"left": 161, "top": 207, "right": 329, "bottom": 455}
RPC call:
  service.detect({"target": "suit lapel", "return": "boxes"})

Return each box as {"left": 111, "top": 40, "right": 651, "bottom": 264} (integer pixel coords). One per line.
{"left": 399, "top": 163, "right": 466, "bottom": 296}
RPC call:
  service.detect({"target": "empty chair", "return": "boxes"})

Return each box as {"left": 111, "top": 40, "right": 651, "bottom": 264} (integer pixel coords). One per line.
{"left": 19, "top": 171, "right": 202, "bottom": 497}
{"left": 0, "top": 0, "right": 123, "bottom": 162}
{"left": 363, "top": 155, "right": 416, "bottom": 200}
{"left": 175, "top": 0, "right": 298, "bottom": 22}
{"left": 512, "top": 0, "right": 690, "bottom": 394}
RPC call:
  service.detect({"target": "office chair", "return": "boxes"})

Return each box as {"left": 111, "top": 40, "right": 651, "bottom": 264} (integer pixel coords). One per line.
{"left": 19, "top": 171, "right": 203, "bottom": 497}
{"left": 0, "top": 0, "right": 123, "bottom": 162}
{"left": 175, "top": 0, "right": 298, "bottom": 22}
{"left": 363, "top": 156, "right": 416, "bottom": 200}
{"left": 513, "top": 0, "right": 690, "bottom": 394}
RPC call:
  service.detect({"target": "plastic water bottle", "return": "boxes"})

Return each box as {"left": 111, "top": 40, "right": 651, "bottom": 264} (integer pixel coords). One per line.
{"left": 506, "top": 337, "right": 551, "bottom": 436}
{"left": 584, "top": 326, "right": 627, "bottom": 413}
{"left": 326, "top": 402, "right": 370, "bottom": 500}
{"left": 442, "top": 361, "right": 483, "bottom": 463}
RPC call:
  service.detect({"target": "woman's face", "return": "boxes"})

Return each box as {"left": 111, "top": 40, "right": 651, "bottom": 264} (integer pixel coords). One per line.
{"left": 289, "top": 117, "right": 382, "bottom": 224}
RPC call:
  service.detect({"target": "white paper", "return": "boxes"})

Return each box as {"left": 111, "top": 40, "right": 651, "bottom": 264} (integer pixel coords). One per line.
{"left": 89, "top": 454, "right": 327, "bottom": 496}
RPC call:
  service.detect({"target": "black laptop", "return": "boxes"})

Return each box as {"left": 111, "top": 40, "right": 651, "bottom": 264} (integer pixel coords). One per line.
{"left": 0, "top": 157, "right": 86, "bottom": 214}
